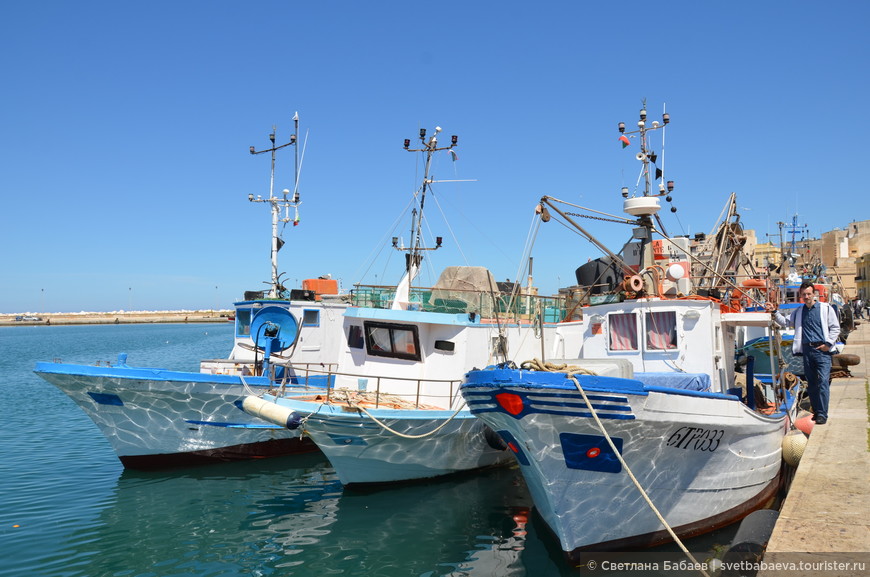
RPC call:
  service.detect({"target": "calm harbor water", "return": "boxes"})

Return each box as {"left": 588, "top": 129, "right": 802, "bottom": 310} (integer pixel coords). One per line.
{"left": 0, "top": 323, "right": 736, "bottom": 577}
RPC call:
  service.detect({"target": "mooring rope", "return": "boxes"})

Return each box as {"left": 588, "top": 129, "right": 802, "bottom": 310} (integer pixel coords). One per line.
{"left": 523, "top": 359, "right": 711, "bottom": 577}
{"left": 239, "top": 374, "right": 259, "bottom": 397}
{"left": 342, "top": 391, "right": 468, "bottom": 439}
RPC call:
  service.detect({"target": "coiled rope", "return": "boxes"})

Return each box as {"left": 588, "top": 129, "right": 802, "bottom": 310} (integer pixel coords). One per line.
{"left": 523, "top": 359, "right": 711, "bottom": 577}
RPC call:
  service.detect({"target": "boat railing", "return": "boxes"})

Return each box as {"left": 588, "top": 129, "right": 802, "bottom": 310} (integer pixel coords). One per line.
{"left": 275, "top": 363, "right": 463, "bottom": 410}
{"left": 350, "top": 284, "right": 569, "bottom": 323}
{"left": 277, "top": 361, "right": 339, "bottom": 386}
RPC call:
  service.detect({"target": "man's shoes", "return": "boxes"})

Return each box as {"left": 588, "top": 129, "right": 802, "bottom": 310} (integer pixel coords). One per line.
{"left": 814, "top": 417, "right": 827, "bottom": 425}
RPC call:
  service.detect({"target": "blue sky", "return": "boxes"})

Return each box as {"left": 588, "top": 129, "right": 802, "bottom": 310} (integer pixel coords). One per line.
{"left": 2, "top": 1, "right": 868, "bottom": 313}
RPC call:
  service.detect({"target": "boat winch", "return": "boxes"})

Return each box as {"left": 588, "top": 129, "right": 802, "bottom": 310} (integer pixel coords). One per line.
{"left": 250, "top": 306, "right": 299, "bottom": 375}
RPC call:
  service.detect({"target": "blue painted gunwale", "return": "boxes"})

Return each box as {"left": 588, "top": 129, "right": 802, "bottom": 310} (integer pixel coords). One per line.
{"left": 33, "top": 361, "right": 274, "bottom": 386}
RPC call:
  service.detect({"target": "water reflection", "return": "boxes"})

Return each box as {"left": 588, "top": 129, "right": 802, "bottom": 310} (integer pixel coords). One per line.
{"left": 44, "top": 456, "right": 564, "bottom": 577}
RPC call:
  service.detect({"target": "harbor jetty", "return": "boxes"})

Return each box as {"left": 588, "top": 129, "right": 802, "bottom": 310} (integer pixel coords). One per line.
{"left": 758, "top": 320, "right": 870, "bottom": 576}
{"left": 0, "top": 310, "right": 233, "bottom": 326}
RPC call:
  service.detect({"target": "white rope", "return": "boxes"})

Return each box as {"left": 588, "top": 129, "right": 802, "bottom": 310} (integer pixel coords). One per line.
{"left": 525, "top": 359, "right": 711, "bottom": 577}
{"left": 297, "top": 399, "right": 329, "bottom": 432}
{"left": 238, "top": 374, "right": 258, "bottom": 397}
{"left": 344, "top": 395, "right": 468, "bottom": 439}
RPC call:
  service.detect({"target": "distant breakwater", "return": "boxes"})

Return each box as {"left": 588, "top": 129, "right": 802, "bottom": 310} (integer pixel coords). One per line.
{"left": 0, "top": 311, "right": 234, "bottom": 326}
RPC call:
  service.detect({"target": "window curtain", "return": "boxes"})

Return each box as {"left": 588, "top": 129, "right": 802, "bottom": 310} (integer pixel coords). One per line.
{"left": 609, "top": 313, "right": 638, "bottom": 350}
{"left": 646, "top": 311, "right": 677, "bottom": 350}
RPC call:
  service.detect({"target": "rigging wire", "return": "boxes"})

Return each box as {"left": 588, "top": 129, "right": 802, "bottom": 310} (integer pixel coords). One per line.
{"left": 427, "top": 186, "right": 469, "bottom": 266}
{"left": 507, "top": 213, "right": 543, "bottom": 313}
{"left": 350, "top": 192, "right": 417, "bottom": 284}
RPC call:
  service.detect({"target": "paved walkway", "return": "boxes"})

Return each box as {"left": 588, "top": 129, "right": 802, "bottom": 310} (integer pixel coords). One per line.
{"left": 759, "top": 319, "right": 870, "bottom": 576}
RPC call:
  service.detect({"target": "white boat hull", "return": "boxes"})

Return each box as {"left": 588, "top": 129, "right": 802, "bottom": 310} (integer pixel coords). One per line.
{"left": 252, "top": 395, "right": 514, "bottom": 485}
{"left": 35, "top": 363, "right": 317, "bottom": 468}
{"left": 462, "top": 369, "right": 790, "bottom": 556}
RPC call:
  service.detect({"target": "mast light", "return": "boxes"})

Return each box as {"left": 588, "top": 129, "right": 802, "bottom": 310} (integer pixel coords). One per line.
{"left": 403, "top": 139, "right": 410, "bottom": 149}
{"left": 436, "top": 236, "right": 443, "bottom": 248}
{"left": 667, "top": 180, "right": 674, "bottom": 193}
{"left": 618, "top": 122, "right": 625, "bottom": 133}
{"left": 662, "top": 113, "right": 670, "bottom": 124}
{"left": 621, "top": 187, "right": 629, "bottom": 198}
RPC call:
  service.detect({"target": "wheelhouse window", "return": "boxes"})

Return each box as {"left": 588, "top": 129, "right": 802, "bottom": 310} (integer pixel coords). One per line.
{"left": 364, "top": 321, "right": 421, "bottom": 361}
{"left": 645, "top": 311, "right": 677, "bottom": 350}
{"left": 236, "top": 309, "right": 252, "bottom": 337}
{"left": 608, "top": 313, "right": 638, "bottom": 351}
{"left": 347, "top": 325, "right": 364, "bottom": 349}
{"left": 302, "top": 309, "right": 320, "bottom": 327}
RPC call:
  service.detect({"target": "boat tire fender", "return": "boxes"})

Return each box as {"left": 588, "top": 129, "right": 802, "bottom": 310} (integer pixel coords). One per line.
{"left": 483, "top": 425, "right": 509, "bottom": 451}
{"left": 833, "top": 353, "right": 860, "bottom": 367}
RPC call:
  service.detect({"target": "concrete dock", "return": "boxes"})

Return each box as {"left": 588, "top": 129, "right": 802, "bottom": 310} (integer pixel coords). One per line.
{"left": 759, "top": 320, "right": 870, "bottom": 576}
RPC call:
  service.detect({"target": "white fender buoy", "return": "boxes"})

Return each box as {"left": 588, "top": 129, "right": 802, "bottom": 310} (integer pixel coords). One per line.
{"left": 242, "top": 396, "right": 301, "bottom": 430}
{"left": 782, "top": 429, "right": 807, "bottom": 466}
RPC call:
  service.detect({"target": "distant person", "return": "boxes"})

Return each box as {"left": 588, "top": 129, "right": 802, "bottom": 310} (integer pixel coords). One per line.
{"left": 855, "top": 298, "right": 864, "bottom": 319}
{"left": 765, "top": 282, "right": 840, "bottom": 424}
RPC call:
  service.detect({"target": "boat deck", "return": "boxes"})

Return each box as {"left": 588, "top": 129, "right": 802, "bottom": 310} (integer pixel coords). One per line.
{"left": 759, "top": 320, "right": 870, "bottom": 576}
{"left": 285, "top": 390, "right": 446, "bottom": 412}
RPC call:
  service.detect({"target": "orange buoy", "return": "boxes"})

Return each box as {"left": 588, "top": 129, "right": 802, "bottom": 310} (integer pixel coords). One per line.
{"left": 794, "top": 412, "right": 814, "bottom": 435}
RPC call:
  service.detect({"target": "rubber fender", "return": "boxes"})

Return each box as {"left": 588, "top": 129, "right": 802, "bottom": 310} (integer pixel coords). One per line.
{"left": 720, "top": 509, "right": 780, "bottom": 575}
{"left": 483, "top": 425, "right": 509, "bottom": 451}
{"left": 781, "top": 429, "right": 808, "bottom": 466}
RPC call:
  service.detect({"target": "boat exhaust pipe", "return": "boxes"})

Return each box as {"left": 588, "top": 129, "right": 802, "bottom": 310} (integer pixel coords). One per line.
{"left": 242, "top": 396, "right": 302, "bottom": 430}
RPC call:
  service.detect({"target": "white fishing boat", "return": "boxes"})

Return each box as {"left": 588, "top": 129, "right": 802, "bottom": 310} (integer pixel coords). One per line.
{"left": 460, "top": 104, "right": 799, "bottom": 560}
{"left": 34, "top": 115, "right": 347, "bottom": 468}
{"left": 242, "top": 126, "right": 586, "bottom": 485}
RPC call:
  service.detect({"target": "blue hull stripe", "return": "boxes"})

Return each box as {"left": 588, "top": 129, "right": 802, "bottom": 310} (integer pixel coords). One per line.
{"left": 184, "top": 420, "right": 285, "bottom": 430}
{"left": 464, "top": 388, "right": 635, "bottom": 420}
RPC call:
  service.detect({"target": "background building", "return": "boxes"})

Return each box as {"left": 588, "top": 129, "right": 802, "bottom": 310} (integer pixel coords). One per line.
{"left": 744, "top": 219, "right": 870, "bottom": 300}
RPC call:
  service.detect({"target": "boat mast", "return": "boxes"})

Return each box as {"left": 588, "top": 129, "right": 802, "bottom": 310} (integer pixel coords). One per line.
{"left": 248, "top": 115, "right": 301, "bottom": 298}
{"left": 393, "top": 126, "right": 459, "bottom": 276}
{"left": 618, "top": 100, "right": 672, "bottom": 268}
